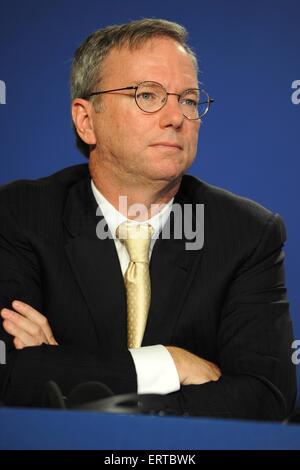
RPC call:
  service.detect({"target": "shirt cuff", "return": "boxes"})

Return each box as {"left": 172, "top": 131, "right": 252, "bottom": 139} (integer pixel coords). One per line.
{"left": 129, "top": 344, "right": 180, "bottom": 394}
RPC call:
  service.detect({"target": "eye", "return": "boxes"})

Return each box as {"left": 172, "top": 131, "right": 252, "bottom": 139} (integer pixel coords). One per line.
{"left": 180, "top": 89, "right": 200, "bottom": 108}
{"left": 137, "top": 92, "right": 158, "bottom": 101}
{"left": 183, "top": 98, "right": 198, "bottom": 107}
{"left": 181, "top": 98, "right": 198, "bottom": 107}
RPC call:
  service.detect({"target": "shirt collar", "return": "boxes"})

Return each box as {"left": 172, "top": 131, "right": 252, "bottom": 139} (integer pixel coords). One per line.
{"left": 91, "top": 179, "right": 173, "bottom": 240}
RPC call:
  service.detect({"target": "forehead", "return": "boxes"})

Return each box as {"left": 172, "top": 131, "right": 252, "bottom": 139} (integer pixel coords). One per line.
{"left": 100, "top": 37, "right": 198, "bottom": 88}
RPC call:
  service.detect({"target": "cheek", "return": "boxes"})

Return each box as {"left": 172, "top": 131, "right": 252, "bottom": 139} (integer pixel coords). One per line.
{"left": 122, "top": 120, "right": 152, "bottom": 152}
{"left": 186, "top": 126, "right": 199, "bottom": 152}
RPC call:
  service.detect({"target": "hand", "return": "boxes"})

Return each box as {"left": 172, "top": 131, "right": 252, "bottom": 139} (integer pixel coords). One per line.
{"left": 1, "top": 300, "right": 58, "bottom": 349}
{"left": 166, "top": 346, "right": 221, "bottom": 386}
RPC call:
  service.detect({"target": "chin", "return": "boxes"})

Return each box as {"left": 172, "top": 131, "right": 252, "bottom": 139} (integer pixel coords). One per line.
{"left": 147, "top": 164, "right": 185, "bottom": 182}
{"left": 144, "top": 153, "right": 191, "bottom": 182}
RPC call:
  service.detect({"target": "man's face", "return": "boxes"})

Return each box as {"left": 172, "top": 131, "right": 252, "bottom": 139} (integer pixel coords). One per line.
{"left": 90, "top": 37, "right": 200, "bottom": 185}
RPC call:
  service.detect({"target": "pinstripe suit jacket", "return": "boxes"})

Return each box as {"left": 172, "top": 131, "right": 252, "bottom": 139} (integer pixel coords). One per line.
{"left": 0, "top": 164, "right": 296, "bottom": 420}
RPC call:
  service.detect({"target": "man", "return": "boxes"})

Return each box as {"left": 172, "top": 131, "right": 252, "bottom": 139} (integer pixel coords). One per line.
{"left": 0, "top": 19, "right": 296, "bottom": 420}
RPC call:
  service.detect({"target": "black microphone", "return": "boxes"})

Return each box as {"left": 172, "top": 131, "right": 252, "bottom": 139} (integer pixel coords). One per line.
{"left": 44, "top": 380, "right": 178, "bottom": 415}
{"left": 44, "top": 380, "right": 113, "bottom": 410}
{"left": 284, "top": 407, "right": 300, "bottom": 424}
{"left": 67, "top": 381, "right": 114, "bottom": 408}
{"left": 74, "top": 392, "right": 177, "bottom": 415}
{"left": 66, "top": 381, "right": 156, "bottom": 414}
{"left": 44, "top": 380, "right": 67, "bottom": 409}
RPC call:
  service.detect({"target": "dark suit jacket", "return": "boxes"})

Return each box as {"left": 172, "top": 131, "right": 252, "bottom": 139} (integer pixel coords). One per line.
{"left": 0, "top": 164, "right": 296, "bottom": 420}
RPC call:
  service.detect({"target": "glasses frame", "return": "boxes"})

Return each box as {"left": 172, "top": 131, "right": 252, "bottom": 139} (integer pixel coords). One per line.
{"left": 83, "top": 81, "right": 214, "bottom": 120}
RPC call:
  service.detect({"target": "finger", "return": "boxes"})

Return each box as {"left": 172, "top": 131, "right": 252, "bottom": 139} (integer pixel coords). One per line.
{"left": 12, "top": 300, "right": 45, "bottom": 323}
{"left": 13, "top": 336, "right": 25, "bottom": 350}
{"left": 211, "top": 374, "right": 221, "bottom": 381}
{"left": 49, "top": 337, "right": 58, "bottom": 346}
{"left": 212, "top": 365, "right": 221, "bottom": 376}
{"left": 1, "top": 307, "right": 10, "bottom": 318}
{"left": 210, "top": 367, "right": 221, "bottom": 380}
{"left": 2, "top": 319, "right": 43, "bottom": 347}
{"left": 12, "top": 301, "right": 56, "bottom": 344}
{"left": 206, "top": 360, "right": 221, "bottom": 375}
{"left": 208, "top": 367, "right": 221, "bottom": 380}
{"left": 200, "top": 362, "right": 221, "bottom": 382}
{"left": 2, "top": 308, "right": 48, "bottom": 343}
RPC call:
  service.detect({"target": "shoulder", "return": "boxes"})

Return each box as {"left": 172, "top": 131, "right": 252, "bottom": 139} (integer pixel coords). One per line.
{"left": 180, "top": 173, "right": 286, "bottom": 248}
{"left": 181, "top": 174, "right": 271, "bottom": 216}
{"left": 0, "top": 164, "right": 89, "bottom": 216}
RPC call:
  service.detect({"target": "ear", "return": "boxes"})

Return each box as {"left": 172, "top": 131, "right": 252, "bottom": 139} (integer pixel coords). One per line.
{"left": 71, "top": 98, "right": 97, "bottom": 145}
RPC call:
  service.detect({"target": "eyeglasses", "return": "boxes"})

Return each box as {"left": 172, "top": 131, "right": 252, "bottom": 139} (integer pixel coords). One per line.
{"left": 84, "top": 81, "right": 214, "bottom": 120}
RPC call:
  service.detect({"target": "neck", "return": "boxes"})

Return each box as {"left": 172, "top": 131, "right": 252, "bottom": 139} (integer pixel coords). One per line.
{"left": 89, "top": 157, "right": 181, "bottom": 221}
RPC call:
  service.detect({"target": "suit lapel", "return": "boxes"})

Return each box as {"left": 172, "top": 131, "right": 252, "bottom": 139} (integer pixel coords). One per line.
{"left": 63, "top": 176, "right": 127, "bottom": 348}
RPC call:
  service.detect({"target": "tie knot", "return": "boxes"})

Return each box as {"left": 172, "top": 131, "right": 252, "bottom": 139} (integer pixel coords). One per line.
{"left": 116, "top": 222, "right": 154, "bottom": 263}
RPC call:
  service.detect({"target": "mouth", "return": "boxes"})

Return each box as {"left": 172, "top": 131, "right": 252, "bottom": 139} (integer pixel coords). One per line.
{"left": 150, "top": 142, "right": 183, "bottom": 150}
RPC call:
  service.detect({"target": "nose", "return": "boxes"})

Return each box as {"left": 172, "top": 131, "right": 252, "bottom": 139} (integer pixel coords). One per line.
{"left": 158, "top": 94, "right": 185, "bottom": 129}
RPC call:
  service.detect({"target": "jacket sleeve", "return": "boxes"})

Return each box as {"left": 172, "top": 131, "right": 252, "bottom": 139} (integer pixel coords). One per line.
{"left": 160, "top": 213, "right": 296, "bottom": 421}
{"left": 0, "top": 202, "right": 137, "bottom": 407}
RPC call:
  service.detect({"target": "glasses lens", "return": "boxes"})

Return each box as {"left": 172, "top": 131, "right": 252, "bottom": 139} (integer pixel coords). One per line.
{"left": 180, "top": 89, "right": 210, "bottom": 120}
{"left": 136, "top": 82, "right": 166, "bottom": 112}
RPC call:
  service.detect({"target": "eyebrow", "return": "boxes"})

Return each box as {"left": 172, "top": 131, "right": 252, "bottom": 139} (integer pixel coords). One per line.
{"left": 134, "top": 80, "right": 200, "bottom": 91}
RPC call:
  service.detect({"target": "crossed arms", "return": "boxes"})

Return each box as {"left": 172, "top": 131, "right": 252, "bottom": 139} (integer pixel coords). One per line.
{"left": 0, "top": 194, "right": 296, "bottom": 419}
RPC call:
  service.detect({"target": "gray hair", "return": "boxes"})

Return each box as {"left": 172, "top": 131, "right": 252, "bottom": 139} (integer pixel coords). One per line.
{"left": 71, "top": 18, "right": 198, "bottom": 158}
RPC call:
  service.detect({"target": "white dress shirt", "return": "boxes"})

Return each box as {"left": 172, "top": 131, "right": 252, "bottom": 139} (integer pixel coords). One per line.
{"left": 91, "top": 180, "right": 180, "bottom": 394}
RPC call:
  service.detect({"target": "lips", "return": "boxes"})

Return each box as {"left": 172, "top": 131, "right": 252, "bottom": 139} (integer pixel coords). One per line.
{"left": 150, "top": 142, "right": 183, "bottom": 150}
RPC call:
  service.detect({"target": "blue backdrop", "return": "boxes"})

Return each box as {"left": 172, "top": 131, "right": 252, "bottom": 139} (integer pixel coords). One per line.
{"left": 1, "top": 0, "right": 300, "bottom": 404}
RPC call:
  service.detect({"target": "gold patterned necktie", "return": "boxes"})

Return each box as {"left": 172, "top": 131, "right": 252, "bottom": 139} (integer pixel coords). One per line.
{"left": 116, "top": 222, "right": 154, "bottom": 348}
